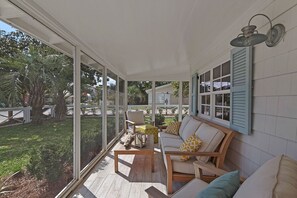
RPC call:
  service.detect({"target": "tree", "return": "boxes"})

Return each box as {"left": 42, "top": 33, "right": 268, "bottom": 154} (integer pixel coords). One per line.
{"left": 127, "top": 85, "right": 144, "bottom": 105}
{"left": 17, "top": 45, "right": 52, "bottom": 124}
{"left": 46, "top": 54, "right": 73, "bottom": 121}
{"left": 171, "top": 81, "right": 189, "bottom": 98}
{"left": 0, "top": 30, "right": 73, "bottom": 123}
{"left": 0, "top": 30, "right": 35, "bottom": 120}
{"left": 127, "top": 81, "right": 152, "bottom": 105}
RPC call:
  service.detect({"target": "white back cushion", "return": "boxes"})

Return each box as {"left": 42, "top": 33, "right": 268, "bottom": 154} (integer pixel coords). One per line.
{"left": 127, "top": 111, "right": 145, "bottom": 124}
{"left": 179, "top": 115, "right": 192, "bottom": 136}
{"left": 234, "top": 155, "right": 297, "bottom": 198}
{"left": 195, "top": 123, "right": 225, "bottom": 162}
{"left": 181, "top": 118, "right": 202, "bottom": 141}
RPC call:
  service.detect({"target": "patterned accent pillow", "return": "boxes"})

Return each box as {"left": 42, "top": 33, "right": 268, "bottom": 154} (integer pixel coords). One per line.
{"left": 179, "top": 134, "right": 203, "bottom": 161}
{"left": 165, "top": 122, "right": 181, "bottom": 135}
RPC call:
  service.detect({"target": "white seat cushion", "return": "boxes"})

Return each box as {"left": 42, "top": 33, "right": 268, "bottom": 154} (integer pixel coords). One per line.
{"left": 162, "top": 147, "right": 196, "bottom": 173}
{"left": 195, "top": 123, "right": 225, "bottom": 163}
{"left": 127, "top": 111, "right": 145, "bottom": 124}
{"left": 161, "top": 138, "right": 184, "bottom": 148}
{"left": 172, "top": 179, "right": 208, "bottom": 198}
{"left": 162, "top": 147, "right": 216, "bottom": 175}
{"left": 159, "top": 132, "right": 181, "bottom": 139}
{"left": 179, "top": 115, "right": 192, "bottom": 136}
{"left": 181, "top": 118, "right": 202, "bottom": 141}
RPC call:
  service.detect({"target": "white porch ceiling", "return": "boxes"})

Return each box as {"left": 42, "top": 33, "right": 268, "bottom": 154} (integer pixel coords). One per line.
{"left": 3, "top": 0, "right": 258, "bottom": 80}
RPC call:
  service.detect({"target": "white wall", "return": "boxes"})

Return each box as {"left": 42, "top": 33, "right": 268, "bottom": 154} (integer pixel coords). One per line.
{"left": 194, "top": 0, "right": 297, "bottom": 178}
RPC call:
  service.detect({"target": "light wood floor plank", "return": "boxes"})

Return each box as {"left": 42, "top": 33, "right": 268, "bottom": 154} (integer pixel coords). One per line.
{"left": 72, "top": 141, "right": 185, "bottom": 198}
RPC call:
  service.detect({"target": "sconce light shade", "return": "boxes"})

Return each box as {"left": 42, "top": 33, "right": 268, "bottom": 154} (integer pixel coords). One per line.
{"left": 230, "top": 32, "right": 267, "bottom": 47}
{"left": 230, "top": 14, "right": 285, "bottom": 47}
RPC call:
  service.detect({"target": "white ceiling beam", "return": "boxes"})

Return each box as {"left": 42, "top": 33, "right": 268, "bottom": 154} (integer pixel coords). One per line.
{"left": 0, "top": 6, "right": 24, "bottom": 19}
{"left": 8, "top": 17, "right": 50, "bottom": 42}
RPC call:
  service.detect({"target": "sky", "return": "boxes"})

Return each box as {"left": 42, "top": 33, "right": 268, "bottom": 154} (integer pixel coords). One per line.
{"left": 0, "top": 20, "right": 16, "bottom": 32}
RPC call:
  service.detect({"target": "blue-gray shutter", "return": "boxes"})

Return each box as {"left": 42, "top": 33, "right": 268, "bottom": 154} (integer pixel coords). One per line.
{"left": 230, "top": 47, "right": 252, "bottom": 134}
{"left": 191, "top": 73, "right": 198, "bottom": 116}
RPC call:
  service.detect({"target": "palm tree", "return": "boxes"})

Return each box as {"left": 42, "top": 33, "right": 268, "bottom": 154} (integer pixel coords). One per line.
{"left": 127, "top": 85, "right": 146, "bottom": 105}
{"left": 1, "top": 30, "right": 74, "bottom": 123}
{"left": 1, "top": 46, "right": 57, "bottom": 124}
{"left": 46, "top": 54, "right": 73, "bottom": 121}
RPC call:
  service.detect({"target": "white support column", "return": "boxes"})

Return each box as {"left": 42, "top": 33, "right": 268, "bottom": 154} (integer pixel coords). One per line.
{"left": 73, "top": 46, "right": 81, "bottom": 180}
{"left": 152, "top": 81, "right": 156, "bottom": 125}
{"left": 178, "top": 81, "right": 183, "bottom": 122}
{"left": 102, "top": 67, "right": 107, "bottom": 150}
{"left": 124, "top": 79, "right": 128, "bottom": 133}
{"left": 115, "top": 76, "right": 119, "bottom": 135}
{"left": 124, "top": 80, "right": 128, "bottom": 111}
{"left": 189, "top": 76, "right": 192, "bottom": 116}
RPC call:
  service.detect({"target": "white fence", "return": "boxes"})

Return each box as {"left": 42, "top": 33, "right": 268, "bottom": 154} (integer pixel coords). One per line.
{"left": 128, "top": 104, "right": 189, "bottom": 115}
{"left": 0, "top": 105, "right": 55, "bottom": 125}
{"left": 0, "top": 106, "right": 31, "bottom": 124}
{"left": 0, "top": 104, "right": 189, "bottom": 125}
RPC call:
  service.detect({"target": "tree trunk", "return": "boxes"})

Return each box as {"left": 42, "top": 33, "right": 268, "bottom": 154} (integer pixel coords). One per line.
{"left": 29, "top": 80, "right": 45, "bottom": 124}
{"left": 54, "top": 90, "right": 67, "bottom": 121}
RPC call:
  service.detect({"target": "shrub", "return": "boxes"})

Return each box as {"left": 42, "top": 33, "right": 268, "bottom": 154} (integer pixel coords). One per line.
{"left": 155, "top": 114, "right": 165, "bottom": 126}
{"left": 27, "top": 143, "right": 66, "bottom": 182}
{"left": 81, "top": 129, "right": 101, "bottom": 164}
{"left": 145, "top": 108, "right": 150, "bottom": 114}
{"left": 157, "top": 107, "right": 164, "bottom": 114}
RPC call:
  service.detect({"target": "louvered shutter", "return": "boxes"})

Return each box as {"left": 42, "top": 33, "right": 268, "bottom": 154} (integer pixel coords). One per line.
{"left": 191, "top": 73, "right": 198, "bottom": 116}
{"left": 230, "top": 47, "right": 252, "bottom": 134}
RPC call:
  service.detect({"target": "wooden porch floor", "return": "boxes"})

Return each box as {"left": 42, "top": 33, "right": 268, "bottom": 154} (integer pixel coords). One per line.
{"left": 72, "top": 141, "right": 185, "bottom": 198}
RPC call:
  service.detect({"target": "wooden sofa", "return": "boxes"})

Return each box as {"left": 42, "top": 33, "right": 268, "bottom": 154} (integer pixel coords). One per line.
{"left": 146, "top": 155, "right": 297, "bottom": 198}
{"left": 159, "top": 115, "right": 236, "bottom": 193}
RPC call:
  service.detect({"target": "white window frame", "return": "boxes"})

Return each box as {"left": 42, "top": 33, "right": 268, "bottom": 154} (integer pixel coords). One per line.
{"left": 198, "top": 61, "right": 231, "bottom": 126}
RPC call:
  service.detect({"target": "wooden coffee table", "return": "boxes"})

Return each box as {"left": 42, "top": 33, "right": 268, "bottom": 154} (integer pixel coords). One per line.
{"left": 114, "top": 134, "right": 154, "bottom": 173}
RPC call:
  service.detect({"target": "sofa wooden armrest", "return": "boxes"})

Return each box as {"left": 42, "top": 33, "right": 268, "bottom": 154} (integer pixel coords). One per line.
{"left": 193, "top": 160, "right": 227, "bottom": 176}
{"left": 193, "top": 161, "right": 245, "bottom": 183}
{"left": 145, "top": 186, "right": 169, "bottom": 198}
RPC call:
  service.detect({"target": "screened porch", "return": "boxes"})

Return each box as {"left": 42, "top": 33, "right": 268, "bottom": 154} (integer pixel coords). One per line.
{"left": 1, "top": 0, "right": 297, "bottom": 198}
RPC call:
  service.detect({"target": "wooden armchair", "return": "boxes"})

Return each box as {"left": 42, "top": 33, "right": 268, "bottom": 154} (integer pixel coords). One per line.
{"left": 125, "top": 111, "right": 145, "bottom": 134}
{"left": 145, "top": 161, "right": 245, "bottom": 198}
{"left": 124, "top": 111, "right": 156, "bottom": 147}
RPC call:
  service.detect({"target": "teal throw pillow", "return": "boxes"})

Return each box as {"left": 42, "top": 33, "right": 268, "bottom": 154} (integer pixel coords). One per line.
{"left": 196, "top": 170, "right": 240, "bottom": 198}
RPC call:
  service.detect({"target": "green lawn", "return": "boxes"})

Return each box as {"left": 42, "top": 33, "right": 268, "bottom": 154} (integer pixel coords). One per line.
{"left": 0, "top": 117, "right": 102, "bottom": 178}
{"left": 164, "top": 116, "right": 175, "bottom": 125}
{"left": 0, "top": 115, "right": 174, "bottom": 178}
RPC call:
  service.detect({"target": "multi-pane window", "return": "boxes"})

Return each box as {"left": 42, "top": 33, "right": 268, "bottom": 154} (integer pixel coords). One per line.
{"left": 213, "top": 61, "right": 230, "bottom": 122}
{"left": 200, "top": 71, "right": 211, "bottom": 116}
{"left": 199, "top": 61, "right": 231, "bottom": 123}
{"left": 200, "top": 71, "right": 211, "bottom": 93}
{"left": 201, "top": 95, "right": 210, "bottom": 116}
{"left": 213, "top": 61, "right": 231, "bottom": 91}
